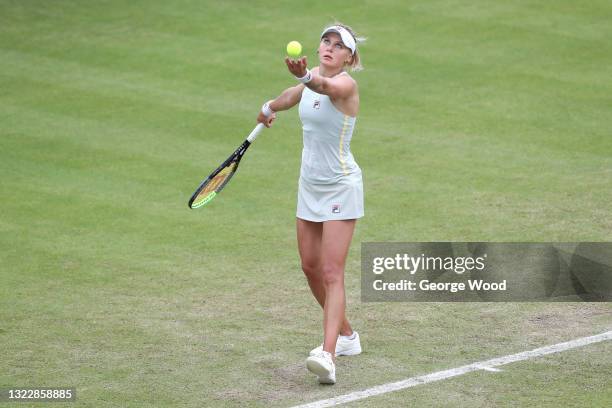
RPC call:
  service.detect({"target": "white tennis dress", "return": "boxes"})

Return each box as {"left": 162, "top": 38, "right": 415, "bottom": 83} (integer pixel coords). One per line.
{"left": 297, "top": 79, "right": 364, "bottom": 222}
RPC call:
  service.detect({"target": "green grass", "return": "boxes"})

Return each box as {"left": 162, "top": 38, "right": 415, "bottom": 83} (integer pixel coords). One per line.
{"left": 1, "top": 1, "right": 611, "bottom": 406}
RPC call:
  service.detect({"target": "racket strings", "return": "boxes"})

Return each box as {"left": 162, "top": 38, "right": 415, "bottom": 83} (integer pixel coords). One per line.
{"left": 191, "top": 162, "right": 237, "bottom": 207}
{"left": 203, "top": 166, "right": 232, "bottom": 193}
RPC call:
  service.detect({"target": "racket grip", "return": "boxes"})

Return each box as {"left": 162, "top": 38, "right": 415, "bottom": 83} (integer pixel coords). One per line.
{"left": 247, "top": 123, "right": 265, "bottom": 143}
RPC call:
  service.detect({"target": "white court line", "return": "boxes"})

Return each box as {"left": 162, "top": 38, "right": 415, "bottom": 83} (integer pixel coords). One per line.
{"left": 292, "top": 330, "right": 612, "bottom": 408}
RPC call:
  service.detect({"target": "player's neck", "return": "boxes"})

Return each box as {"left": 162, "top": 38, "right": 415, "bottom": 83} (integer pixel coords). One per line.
{"left": 319, "top": 65, "right": 344, "bottom": 78}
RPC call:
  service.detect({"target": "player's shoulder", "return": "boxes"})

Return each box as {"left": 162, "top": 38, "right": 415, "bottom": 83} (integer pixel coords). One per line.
{"left": 336, "top": 70, "right": 356, "bottom": 85}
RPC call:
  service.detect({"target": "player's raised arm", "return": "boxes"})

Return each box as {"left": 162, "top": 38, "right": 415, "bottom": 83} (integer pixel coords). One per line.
{"left": 285, "top": 57, "right": 355, "bottom": 100}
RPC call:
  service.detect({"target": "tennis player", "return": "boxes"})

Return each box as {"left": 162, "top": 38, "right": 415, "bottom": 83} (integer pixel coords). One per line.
{"left": 256, "top": 23, "right": 365, "bottom": 384}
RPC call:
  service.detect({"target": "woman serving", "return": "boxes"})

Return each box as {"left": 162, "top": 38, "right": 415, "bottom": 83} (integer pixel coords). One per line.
{"left": 256, "top": 23, "right": 365, "bottom": 384}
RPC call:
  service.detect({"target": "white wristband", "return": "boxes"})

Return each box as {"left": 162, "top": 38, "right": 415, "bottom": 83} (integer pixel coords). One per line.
{"left": 261, "top": 101, "right": 274, "bottom": 117}
{"left": 296, "top": 69, "right": 312, "bottom": 84}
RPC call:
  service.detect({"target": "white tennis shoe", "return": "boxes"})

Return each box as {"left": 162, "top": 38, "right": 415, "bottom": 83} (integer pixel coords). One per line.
{"left": 306, "top": 350, "right": 336, "bottom": 384}
{"left": 309, "top": 331, "right": 362, "bottom": 357}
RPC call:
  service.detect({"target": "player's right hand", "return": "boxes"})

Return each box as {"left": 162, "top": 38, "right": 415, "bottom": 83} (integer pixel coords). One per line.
{"left": 257, "top": 111, "right": 276, "bottom": 128}
{"left": 285, "top": 56, "right": 308, "bottom": 78}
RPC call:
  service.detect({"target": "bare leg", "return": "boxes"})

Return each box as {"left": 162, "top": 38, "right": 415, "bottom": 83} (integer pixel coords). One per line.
{"left": 297, "top": 218, "right": 353, "bottom": 336}
{"left": 319, "top": 220, "right": 356, "bottom": 355}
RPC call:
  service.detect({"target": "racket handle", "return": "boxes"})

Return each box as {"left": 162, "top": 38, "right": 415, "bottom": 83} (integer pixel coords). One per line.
{"left": 247, "top": 123, "right": 265, "bottom": 143}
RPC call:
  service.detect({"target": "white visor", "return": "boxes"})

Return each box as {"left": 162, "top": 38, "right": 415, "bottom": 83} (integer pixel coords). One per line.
{"left": 320, "top": 26, "right": 356, "bottom": 55}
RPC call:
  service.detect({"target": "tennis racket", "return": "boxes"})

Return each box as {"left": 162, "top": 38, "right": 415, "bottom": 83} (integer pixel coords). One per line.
{"left": 188, "top": 123, "right": 265, "bottom": 209}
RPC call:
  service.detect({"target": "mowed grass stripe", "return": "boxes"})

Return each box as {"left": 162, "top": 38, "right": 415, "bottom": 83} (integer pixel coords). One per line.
{"left": 4, "top": 98, "right": 605, "bottom": 244}
{"left": 0, "top": 49, "right": 259, "bottom": 124}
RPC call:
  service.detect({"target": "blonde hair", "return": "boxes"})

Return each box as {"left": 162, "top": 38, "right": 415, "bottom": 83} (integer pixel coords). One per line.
{"left": 328, "top": 21, "right": 366, "bottom": 72}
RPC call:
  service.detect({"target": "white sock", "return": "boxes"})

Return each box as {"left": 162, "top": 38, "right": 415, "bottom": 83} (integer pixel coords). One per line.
{"left": 340, "top": 332, "right": 356, "bottom": 340}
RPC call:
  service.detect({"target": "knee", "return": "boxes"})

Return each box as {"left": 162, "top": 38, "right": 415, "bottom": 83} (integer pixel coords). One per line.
{"left": 321, "top": 264, "right": 343, "bottom": 287}
{"left": 301, "top": 262, "right": 319, "bottom": 280}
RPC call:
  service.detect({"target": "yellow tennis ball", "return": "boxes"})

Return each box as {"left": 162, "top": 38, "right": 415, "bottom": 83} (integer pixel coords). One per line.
{"left": 286, "top": 41, "right": 302, "bottom": 58}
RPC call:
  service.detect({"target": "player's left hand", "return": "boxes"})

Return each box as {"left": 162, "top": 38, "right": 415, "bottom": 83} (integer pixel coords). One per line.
{"left": 285, "top": 56, "right": 307, "bottom": 78}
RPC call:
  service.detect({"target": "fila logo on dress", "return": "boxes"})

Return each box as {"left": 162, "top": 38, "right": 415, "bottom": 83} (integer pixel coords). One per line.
{"left": 332, "top": 204, "right": 341, "bottom": 214}
{"left": 313, "top": 100, "right": 320, "bottom": 109}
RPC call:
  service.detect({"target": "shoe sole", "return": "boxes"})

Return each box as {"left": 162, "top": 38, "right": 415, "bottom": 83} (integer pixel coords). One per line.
{"left": 309, "top": 346, "right": 362, "bottom": 357}
{"left": 337, "top": 346, "right": 362, "bottom": 356}
{"left": 318, "top": 376, "right": 336, "bottom": 385}
{"left": 306, "top": 357, "right": 335, "bottom": 384}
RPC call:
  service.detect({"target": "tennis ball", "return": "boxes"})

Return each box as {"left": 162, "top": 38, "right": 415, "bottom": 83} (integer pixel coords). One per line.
{"left": 286, "top": 41, "right": 302, "bottom": 58}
